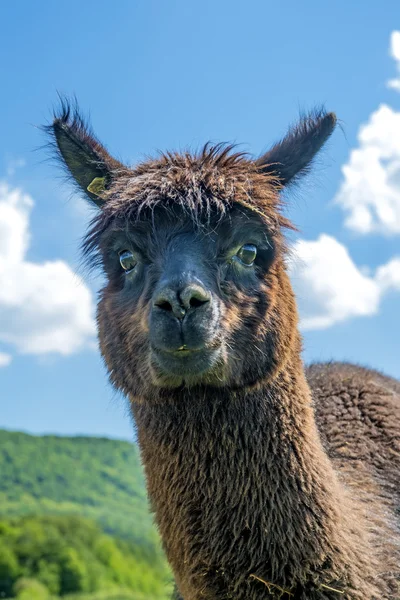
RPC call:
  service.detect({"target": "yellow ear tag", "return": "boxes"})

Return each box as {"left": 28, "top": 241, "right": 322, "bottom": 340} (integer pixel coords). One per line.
{"left": 87, "top": 176, "right": 107, "bottom": 198}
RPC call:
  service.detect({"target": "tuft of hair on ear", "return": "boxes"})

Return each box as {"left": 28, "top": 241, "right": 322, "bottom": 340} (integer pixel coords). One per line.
{"left": 256, "top": 108, "right": 337, "bottom": 187}
{"left": 44, "top": 95, "right": 125, "bottom": 207}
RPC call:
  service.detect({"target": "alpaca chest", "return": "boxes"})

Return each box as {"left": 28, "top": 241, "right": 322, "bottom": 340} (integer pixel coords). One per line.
{"left": 143, "top": 428, "right": 318, "bottom": 599}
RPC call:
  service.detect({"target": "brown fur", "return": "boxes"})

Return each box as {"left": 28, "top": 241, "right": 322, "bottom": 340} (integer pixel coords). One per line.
{"left": 49, "top": 102, "right": 400, "bottom": 599}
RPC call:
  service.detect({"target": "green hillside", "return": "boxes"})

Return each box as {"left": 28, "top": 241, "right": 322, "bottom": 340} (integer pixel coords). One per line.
{"left": 0, "top": 514, "right": 172, "bottom": 599}
{"left": 0, "top": 431, "right": 159, "bottom": 556}
{"left": 0, "top": 430, "right": 172, "bottom": 599}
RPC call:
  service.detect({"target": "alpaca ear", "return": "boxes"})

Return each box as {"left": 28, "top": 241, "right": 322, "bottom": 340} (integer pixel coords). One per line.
{"left": 49, "top": 99, "right": 125, "bottom": 207}
{"left": 256, "top": 110, "right": 337, "bottom": 187}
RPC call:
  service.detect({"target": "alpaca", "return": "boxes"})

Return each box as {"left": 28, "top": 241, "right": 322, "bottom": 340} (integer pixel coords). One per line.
{"left": 48, "top": 101, "right": 400, "bottom": 599}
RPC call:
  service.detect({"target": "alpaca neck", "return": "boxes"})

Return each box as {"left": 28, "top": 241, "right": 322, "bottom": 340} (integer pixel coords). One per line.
{"left": 132, "top": 353, "right": 375, "bottom": 599}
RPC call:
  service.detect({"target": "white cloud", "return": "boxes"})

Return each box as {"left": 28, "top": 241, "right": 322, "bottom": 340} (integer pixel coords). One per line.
{"left": 334, "top": 104, "right": 400, "bottom": 235}
{"left": 376, "top": 256, "right": 400, "bottom": 292}
{"left": 290, "top": 234, "right": 400, "bottom": 330}
{"left": 0, "top": 182, "right": 96, "bottom": 361}
{"left": 0, "top": 352, "right": 12, "bottom": 367}
{"left": 387, "top": 31, "right": 400, "bottom": 92}
{"left": 334, "top": 32, "right": 400, "bottom": 235}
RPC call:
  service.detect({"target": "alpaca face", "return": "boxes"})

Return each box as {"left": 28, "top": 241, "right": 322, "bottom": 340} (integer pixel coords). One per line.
{"left": 147, "top": 207, "right": 276, "bottom": 383}
{"left": 49, "top": 101, "right": 336, "bottom": 400}
{"left": 92, "top": 201, "right": 285, "bottom": 393}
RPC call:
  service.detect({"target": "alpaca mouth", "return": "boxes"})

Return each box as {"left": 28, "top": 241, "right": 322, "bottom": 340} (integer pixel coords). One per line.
{"left": 151, "top": 345, "right": 222, "bottom": 379}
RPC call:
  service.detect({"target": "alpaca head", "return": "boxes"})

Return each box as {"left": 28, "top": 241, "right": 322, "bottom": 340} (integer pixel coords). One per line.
{"left": 50, "top": 102, "right": 336, "bottom": 400}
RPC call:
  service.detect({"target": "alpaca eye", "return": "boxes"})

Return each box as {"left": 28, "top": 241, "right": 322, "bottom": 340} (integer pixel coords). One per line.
{"left": 119, "top": 250, "right": 137, "bottom": 273}
{"left": 236, "top": 244, "right": 257, "bottom": 266}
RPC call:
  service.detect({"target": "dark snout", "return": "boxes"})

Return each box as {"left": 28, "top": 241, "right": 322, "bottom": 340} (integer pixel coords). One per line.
{"left": 149, "top": 272, "right": 220, "bottom": 379}
{"left": 154, "top": 282, "right": 211, "bottom": 321}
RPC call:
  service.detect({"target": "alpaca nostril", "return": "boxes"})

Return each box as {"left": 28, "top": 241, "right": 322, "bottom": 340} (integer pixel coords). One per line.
{"left": 153, "top": 288, "right": 186, "bottom": 320}
{"left": 189, "top": 297, "right": 206, "bottom": 309}
{"left": 156, "top": 300, "right": 173, "bottom": 312}
{"left": 181, "top": 285, "right": 211, "bottom": 311}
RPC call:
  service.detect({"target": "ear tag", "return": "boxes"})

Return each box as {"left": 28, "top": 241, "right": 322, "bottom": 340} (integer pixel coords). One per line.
{"left": 87, "top": 176, "right": 107, "bottom": 198}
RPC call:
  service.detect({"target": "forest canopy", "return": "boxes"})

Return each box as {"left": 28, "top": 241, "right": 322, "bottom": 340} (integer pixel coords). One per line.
{"left": 0, "top": 431, "right": 171, "bottom": 600}
{"left": 0, "top": 514, "right": 171, "bottom": 598}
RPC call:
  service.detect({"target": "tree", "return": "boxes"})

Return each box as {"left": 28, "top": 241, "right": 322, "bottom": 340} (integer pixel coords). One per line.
{"left": 59, "top": 547, "right": 89, "bottom": 594}
{"left": 13, "top": 578, "right": 49, "bottom": 600}
{"left": 0, "top": 542, "right": 19, "bottom": 597}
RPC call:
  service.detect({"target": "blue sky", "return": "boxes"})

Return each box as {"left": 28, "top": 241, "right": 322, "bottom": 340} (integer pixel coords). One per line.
{"left": 1, "top": 1, "right": 399, "bottom": 440}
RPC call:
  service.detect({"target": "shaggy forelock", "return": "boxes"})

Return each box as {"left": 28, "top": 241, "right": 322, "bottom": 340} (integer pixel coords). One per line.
{"left": 82, "top": 142, "right": 293, "bottom": 270}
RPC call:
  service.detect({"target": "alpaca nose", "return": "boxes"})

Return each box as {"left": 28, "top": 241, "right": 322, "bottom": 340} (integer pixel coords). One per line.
{"left": 153, "top": 282, "right": 211, "bottom": 320}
